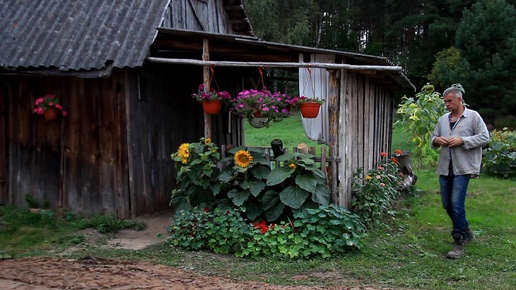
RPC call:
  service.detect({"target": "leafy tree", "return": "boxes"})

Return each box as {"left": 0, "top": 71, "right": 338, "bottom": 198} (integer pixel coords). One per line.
{"left": 455, "top": 0, "right": 516, "bottom": 124}
{"left": 428, "top": 47, "right": 470, "bottom": 91}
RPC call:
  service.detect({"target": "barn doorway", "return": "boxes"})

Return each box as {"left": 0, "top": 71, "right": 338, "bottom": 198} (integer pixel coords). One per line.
{"left": 0, "top": 82, "right": 8, "bottom": 204}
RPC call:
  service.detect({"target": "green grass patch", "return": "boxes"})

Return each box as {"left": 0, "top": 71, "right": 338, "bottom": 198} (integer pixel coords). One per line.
{"left": 244, "top": 110, "right": 321, "bottom": 151}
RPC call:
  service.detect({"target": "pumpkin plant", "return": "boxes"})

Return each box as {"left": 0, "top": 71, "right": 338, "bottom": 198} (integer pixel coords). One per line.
{"left": 264, "top": 152, "right": 330, "bottom": 220}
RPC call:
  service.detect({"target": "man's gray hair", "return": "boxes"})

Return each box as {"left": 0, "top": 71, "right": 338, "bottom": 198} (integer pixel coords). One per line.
{"left": 443, "top": 87, "right": 462, "bottom": 99}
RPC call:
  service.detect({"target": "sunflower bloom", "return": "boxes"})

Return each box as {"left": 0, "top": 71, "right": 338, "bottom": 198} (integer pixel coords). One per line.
{"left": 205, "top": 138, "right": 211, "bottom": 144}
{"left": 178, "top": 143, "right": 190, "bottom": 164}
{"left": 234, "top": 150, "right": 253, "bottom": 167}
{"left": 288, "top": 162, "right": 297, "bottom": 170}
{"left": 178, "top": 143, "right": 189, "bottom": 157}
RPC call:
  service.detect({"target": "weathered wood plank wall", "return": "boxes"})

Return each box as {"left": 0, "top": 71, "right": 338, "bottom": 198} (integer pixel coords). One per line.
{"left": 126, "top": 63, "right": 247, "bottom": 217}
{"left": 163, "top": 0, "right": 233, "bottom": 34}
{"left": 5, "top": 71, "right": 130, "bottom": 217}
{"left": 338, "top": 71, "right": 393, "bottom": 208}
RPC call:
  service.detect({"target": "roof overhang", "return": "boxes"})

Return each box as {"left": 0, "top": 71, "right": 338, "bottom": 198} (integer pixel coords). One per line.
{"left": 150, "top": 28, "right": 415, "bottom": 91}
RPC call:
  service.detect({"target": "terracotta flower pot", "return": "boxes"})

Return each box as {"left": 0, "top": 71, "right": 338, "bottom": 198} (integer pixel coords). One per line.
{"left": 201, "top": 100, "right": 222, "bottom": 114}
{"left": 253, "top": 110, "right": 263, "bottom": 118}
{"left": 44, "top": 107, "right": 60, "bottom": 121}
{"left": 300, "top": 102, "right": 321, "bottom": 118}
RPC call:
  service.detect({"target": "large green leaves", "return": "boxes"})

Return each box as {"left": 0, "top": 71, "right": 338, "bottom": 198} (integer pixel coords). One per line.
{"left": 279, "top": 186, "right": 309, "bottom": 209}
{"left": 266, "top": 167, "right": 293, "bottom": 186}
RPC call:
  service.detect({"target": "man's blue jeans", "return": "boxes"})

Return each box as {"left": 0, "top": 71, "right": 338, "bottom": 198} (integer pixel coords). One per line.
{"left": 439, "top": 174, "right": 471, "bottom": 239}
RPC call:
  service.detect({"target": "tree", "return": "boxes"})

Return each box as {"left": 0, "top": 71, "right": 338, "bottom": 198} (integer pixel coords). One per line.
{"left": 455, "top": 0, "right": 516, "bottom": 124}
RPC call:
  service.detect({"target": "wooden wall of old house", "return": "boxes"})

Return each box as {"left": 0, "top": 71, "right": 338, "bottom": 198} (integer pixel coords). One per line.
{"left": 163, "top": 0, "right": 234, "bottom": 34}
{"left": 338, "top": 71, "right": 394, "bottom": 208}
{"left": 5, "top": 71, "right": 130, "bottom": 217}
{"left": 126, "top": 63, "right": 246, "bottom": 217}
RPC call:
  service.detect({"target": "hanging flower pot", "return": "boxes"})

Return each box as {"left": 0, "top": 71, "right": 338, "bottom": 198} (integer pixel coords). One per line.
{"left": 34, "top": 94, "right": 67, "bottom": 121}
{"left": 202, "top": 100, "right": 222, "bottom": 114}
{"left": 192, "top": 84, "right": 231, "bottom": 115}
{"left": 253, "top": 110, "right": 263, "bottom": 118}
{"left": 300, "top": 102, "right": 322, "bottom": 118}
{"left": 43, "top": 107, "right": 60, "bottom": 121}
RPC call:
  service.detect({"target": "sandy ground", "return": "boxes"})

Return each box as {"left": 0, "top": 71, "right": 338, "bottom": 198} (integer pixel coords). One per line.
{"left": 0, "top": 211, "right": 382, "bottom": 290}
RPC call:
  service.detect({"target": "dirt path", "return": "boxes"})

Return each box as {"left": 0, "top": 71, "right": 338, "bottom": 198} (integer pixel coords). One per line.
{"left": 0, "top": 211, "right": 381, "bottom": 290}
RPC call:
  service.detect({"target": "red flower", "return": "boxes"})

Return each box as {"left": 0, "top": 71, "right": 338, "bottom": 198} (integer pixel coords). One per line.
{"left": 391, "top": 157, "right": 399, "bottom": 164}
{"left": 394, "top": 149, "right": 403, "bottom": 155}
{"left": 380, "top": 152, "right": 388, "bottom": 157}
{"left": 203, "top": 207, "right": 209, "bottom": 212}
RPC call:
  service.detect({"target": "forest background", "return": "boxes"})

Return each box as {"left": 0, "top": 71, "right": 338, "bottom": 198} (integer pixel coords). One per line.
{"left": 243, "top": 0, "right": 516, "bottom": 126}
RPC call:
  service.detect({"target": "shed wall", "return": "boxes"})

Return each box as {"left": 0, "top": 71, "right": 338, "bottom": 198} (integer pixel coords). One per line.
{"left": 5, "top": 70, "right": 130, "bottom": 217}
{"left": 338, "top": 71, "right": 394, "bottom": 208}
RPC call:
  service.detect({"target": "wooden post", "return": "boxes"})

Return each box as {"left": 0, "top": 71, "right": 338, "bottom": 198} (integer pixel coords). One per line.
{"left": 203, "top": 39, "right": 211, "bottom": 138}
{"left": 328, "top": 69, "right": 339, "bottom": 205}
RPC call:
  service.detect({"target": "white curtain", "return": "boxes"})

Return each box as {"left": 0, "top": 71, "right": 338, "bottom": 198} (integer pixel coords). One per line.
{"left": 298, "top": 54, "right": 333, "bottom": 144}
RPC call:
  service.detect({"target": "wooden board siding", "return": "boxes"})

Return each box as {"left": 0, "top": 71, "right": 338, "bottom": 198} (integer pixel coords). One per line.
{"left": 5, "top": 71, "right": 130, "bottom": 217}
{"left": 126, "top": 63, "right": 246, "bottom": 217}
{"left": 163, "top": 0, "right": 234, "bottom": 34}
{"left": 337, "top": 71, "right": 394, "bottom": 209}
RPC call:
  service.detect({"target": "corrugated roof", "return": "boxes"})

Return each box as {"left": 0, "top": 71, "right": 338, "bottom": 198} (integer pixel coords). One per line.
{"left": 0, "top": 0, "right": 170, "bottom": 71}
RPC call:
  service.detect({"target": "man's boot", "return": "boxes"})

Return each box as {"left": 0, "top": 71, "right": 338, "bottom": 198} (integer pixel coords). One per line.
{"left": 464, "top": 228, "right": 475, "bottom": 244}
{"left": 447, "top": 233, "right": 464, "bottom": 259}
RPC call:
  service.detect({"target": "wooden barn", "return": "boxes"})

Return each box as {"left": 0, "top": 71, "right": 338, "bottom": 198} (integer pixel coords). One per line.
{"left": 0, "top": 0, "right": 414, "bottom": 218}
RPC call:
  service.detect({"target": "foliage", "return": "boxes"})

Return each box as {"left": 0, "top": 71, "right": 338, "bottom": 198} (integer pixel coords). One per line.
{"left": 265, "top": 152, "right": 330, "bottom": 219}
{"left": 33, "top": 94, "right": 67, "bottom": 116}
{"left": 217, "top": 146, "right": 273, "bottom": 221}
{"left": 395, "top": 84, "right": 446, "bottom": 165}
{"left": 428, "top": 47, "right": 470, "bottom": 91}
{"left": 455, "top": 0, "right": 516, "bottom": 124}
{"left": 351, "top": 150, "right": 406, "bottom": 229}
{"left": 169, "top": 138, "right": 331, "bottom": 223}
{"left": 167, "top": 208, "right": 251, "bottom": 253}
{"left": 218, "top": 148, "right": 330, "bottom": 222}
{"left": 482, "top": 128, "right": 516, "bottom": 177}
{"left": 170, "top": 137, "right": 222, "bottom": 211}
{"left": 0, "top": 206, "right": 57, "bottom": 234}
{"left": 167, "top": 205, "right": 365, "bottom": 259}
{"left": 231, "top": 89, "right": 295, "bottom": 124}
{"left": 190, "top": 84, "right": 232, "bottom": 103}
{"left": 293, "top": 95, "right": 325, "bottom": 105}
{"left": 74, "top": 215, "right": 147, "bottom": 234}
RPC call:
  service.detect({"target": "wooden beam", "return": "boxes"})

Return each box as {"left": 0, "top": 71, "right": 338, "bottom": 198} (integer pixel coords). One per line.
{"left": 203, "top": 39, "right": 211, "bottom": 138}
{"left": 146, "top": 57, "right": 404, "bottom": 71}
{"left": 328, "top": 69, "right": 339, "bottom": 204}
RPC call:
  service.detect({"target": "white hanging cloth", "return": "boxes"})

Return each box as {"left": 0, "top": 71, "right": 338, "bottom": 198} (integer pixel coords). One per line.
{"left": 298, "top": 54, "right": 333, "bottom": 144}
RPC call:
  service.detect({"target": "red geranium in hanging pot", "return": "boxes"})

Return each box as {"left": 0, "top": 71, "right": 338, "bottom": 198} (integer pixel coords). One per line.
{"left": 191, "top": 84, "right": 232, "bottom": 115}
{"left": 33, "top": 94, "right": 68, "bottom": 121}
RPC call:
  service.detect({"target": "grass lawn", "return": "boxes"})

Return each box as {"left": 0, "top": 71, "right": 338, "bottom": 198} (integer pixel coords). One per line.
{"left": 1, "top": 114, "right": 515, "bottom": 289}
{"left": 244, "top": 110, "right": 322, "bottom": 151}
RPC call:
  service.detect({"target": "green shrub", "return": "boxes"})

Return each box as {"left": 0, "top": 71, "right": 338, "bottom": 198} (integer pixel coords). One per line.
{"left": 171, "top": 140, "right": 330, "bottom": 223}
{"left": 167, "top": 205, "right": 365, "bottom": 259}
{"left": 482, "top": 128, "right": 516, "bottom": 177}
{"left": 167, "top": 208, "right": 252, "bottom": 253}
{"left": 351, "top": 151, "right": 406, "bottom": 228}
{"left": 170, "top": 137, "right": 223, "bottom": 211}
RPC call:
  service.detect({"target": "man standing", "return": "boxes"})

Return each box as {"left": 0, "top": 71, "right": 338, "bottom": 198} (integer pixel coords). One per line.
{"left": 431, "top": 85, "right": 490, "bottom": 259}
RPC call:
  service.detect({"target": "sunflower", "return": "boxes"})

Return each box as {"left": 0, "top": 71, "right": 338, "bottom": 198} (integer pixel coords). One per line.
{"left": 178, "top": 143, "right": 190, "bottom": 164}
{"left": 204, "top": 137, "right": 211, "bottom": 145}
{"left": 288, "top": 162, "right": 297, "bottom": 170}
{"left": 234, "top": 150, "right": 253, "bottom": 167}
